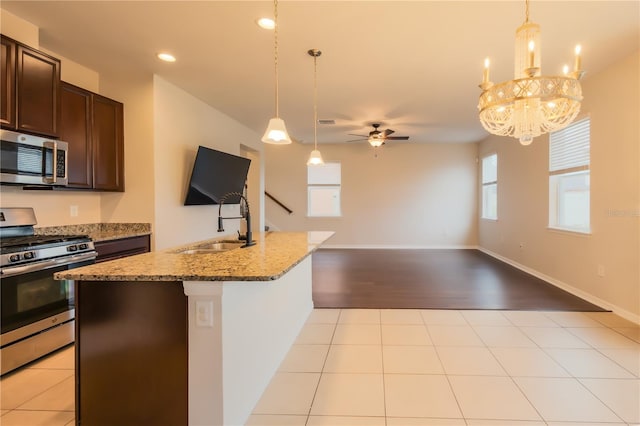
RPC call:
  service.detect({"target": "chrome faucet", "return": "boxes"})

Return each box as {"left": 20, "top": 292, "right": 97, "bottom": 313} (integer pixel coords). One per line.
{"left": 217, "top": 192, "right": 255, "bottom": 247}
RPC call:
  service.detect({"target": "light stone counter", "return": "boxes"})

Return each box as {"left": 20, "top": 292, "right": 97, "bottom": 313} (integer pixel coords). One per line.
{"left": 54, "top": 231, "right": 333, "bottom": 282}
{"left": 36, "top": 222, "right": 151, "bottom": 242}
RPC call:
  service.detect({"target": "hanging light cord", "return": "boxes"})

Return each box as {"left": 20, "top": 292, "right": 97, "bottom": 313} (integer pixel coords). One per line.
{"left": 273, "top": 0, "right": 280, "bottom": 118}
{"left": 313, "top": 54, "right": 318, "bottom": 150}
{"left": 524, "top": 0, "right": 530, "bottom": 23}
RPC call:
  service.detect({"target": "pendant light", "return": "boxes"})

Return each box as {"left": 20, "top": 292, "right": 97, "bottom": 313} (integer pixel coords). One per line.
{"left": 262, "top": 0, "right": 292, "bottom": 144}
{"left": 307, "top": 49, "right": 324, "bottom": 166}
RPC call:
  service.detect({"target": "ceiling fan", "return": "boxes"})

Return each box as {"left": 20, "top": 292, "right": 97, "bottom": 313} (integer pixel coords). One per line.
{"left": 347, "top": 123, "right": 410, "bottom": 147}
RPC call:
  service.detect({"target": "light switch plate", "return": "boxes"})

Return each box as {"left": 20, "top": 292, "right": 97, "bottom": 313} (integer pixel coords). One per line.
{"left": 195, "top": 300, "right": 214, "bottom": 328}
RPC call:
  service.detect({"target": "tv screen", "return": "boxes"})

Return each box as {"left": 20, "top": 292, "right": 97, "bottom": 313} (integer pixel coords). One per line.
{"left": 184, "top": 146, "right": 251, "bottom": 205}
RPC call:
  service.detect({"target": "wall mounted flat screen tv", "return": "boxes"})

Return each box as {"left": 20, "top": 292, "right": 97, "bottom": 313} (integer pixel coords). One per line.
{"left": 184, "top": 146, "right": 251, "bottom": 205}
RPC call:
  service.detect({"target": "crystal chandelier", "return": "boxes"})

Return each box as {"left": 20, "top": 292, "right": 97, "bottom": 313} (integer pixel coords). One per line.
{"left": 307, "top": 49, "right": 325, "bottom": 165}
{"left": 478, "top": 0, "right": 585, "bottom": 146}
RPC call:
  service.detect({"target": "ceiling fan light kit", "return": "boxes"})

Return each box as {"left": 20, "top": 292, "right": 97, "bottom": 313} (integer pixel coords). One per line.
{"left": 262, "top": 0, "right": 292, "bottom": 144}
{"left": 477, "top": 0, "right": 584, "bottom": 146}
{"left": 347, "top": 123, "right": 410, "bottom": 148}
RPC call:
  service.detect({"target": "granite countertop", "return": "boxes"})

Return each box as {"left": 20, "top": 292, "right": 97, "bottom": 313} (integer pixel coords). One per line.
{"left": 36, "top": 223, "right": 151, "bottom": 242}
{"left": 54, "top": 231, "right": 334, "bottom": 282}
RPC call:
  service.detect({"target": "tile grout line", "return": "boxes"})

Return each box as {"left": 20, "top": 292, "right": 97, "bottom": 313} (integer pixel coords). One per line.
{"left": 303, "top": 308, "right": 341, "bottom": 425}
{"left": 421, "top": 310, "right": 470, "bottom": 425}
{"left": 378, "top": 309, "right": 388, "bottom": 426}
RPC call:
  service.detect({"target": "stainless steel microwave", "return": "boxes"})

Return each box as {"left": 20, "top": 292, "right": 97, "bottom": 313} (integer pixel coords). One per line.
{"left": 0, "top": 129, "right": 68, "bottom": 186}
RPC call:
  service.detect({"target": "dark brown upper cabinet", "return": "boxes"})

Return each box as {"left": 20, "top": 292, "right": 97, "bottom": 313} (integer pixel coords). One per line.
{"left": 60, "top": 82, "right": 124, "bottom": 192}
{"left": 1, "top": 36, "right": 16, "bottom": 129}
{"left": 92, "top": 94, "right": 124, "bottom": 191}
{"left": 1, "top": 35, "right": 61, "bottom": 138}
{"left": 60, "top": 82, "right": 93, "bottom": 188}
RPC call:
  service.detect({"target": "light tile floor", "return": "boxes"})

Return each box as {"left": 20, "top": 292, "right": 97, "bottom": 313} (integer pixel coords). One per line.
{"left": 1, "top": 309, "right": 638, "bottom": 426}
{"left": 247, "top": 309, "right": 640, "bottom": 426}
{"left": 0, "top": 344, "right": 75, "bottom": 426}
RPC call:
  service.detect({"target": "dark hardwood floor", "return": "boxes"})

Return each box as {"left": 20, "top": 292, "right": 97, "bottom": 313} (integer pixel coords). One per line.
{"left": 312, "top": 249, "right": 606, "bottom": 311}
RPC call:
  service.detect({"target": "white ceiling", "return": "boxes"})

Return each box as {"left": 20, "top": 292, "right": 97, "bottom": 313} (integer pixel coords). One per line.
{"left": 2, "top": 1, "right": 639, "bottom": 145}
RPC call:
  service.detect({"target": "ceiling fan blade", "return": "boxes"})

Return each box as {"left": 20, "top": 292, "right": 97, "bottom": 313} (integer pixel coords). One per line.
{"left": 348, "top": 133, "right": 368, "bottom": 138}
{"left": 385, "top": 136, "right": 410, "bottom": 140}
{"left": 345, "top": 138, "right": 367, "bottom": 142}
{"left": 383, "top": 129, "right": 395, "bottom": 136}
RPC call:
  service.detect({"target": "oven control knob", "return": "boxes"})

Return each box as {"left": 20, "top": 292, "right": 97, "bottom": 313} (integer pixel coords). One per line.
{"left": 79, "top": 243, "right": 88, "bottom": 250}
{"left": 9, "top": 254, "right": 21, "bottom": 262}
{"left": 67, "top": 245, "right": 78, "bottom": 252}
{"left": 23, "top": 251, "right": 34, "bottom": 260}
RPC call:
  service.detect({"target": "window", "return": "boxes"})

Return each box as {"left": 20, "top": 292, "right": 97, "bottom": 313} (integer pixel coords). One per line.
{"left": 481, "top": 153, "right": 498, "bottom": 220}
{"left": 307, "top": 162, "right": 341, "bottom": 217}
{"left": 549, "top": 117, "right": 590, "bottom": 233}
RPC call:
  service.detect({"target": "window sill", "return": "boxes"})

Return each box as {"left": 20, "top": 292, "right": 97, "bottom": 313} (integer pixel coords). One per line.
{"left": 547, "top": 226, "right": 592, "bottom": 236}
{"left": 481, "top": 217, "right": 498, "bottom": 222}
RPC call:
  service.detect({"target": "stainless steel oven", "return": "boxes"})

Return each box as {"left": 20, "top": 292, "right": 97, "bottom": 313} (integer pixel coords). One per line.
{"left": 0, "top": 207, "right": 96, "bottom": 375}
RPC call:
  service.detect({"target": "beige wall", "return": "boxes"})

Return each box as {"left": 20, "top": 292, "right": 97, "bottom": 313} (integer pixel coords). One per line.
{"left": 0, "top": 10, "right": 264, "bottom": 251}
{"left": 0, "top": 9, "right": 103, "bottom": 227}
{"left": 478, "top": 51, "right": 640, "bottom": 321}
{"left": 265, "top": 141, "right": 478, "bottom": 247}
{"left": 152, "top": 76, "right": 263, "bottom": 250}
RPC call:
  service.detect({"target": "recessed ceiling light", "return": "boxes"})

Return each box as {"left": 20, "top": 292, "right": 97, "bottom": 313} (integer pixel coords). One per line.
{"left": 157, "top": 52, "right": 176, "bottom": 62}
{"left": 256, "top": 17, "right": 275, "bottom": 30}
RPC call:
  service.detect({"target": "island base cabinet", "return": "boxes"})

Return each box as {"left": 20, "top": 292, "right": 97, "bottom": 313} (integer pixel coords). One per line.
{"left": 75, "top": 281, "right": 188, "bottom": 426}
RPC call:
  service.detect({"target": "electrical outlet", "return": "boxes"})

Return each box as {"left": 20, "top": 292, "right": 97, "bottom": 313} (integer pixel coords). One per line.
{"left": 597, "top": 264, "right": 605, "bottom": 277}
{"left": 70, "top": 205, "right": 79, "bottom": 217}
{"left": 195, "top": 300, "right": 214, "bottom": 328}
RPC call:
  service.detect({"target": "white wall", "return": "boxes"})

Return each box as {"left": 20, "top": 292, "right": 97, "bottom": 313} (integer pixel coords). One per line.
{"left": 265, "top": 141, "right": 478, "bottom": 247}
{"left": 478, "top": 51, "right": 640, "bottom": 321}
{"left": 152, "top": 76, "right": 263, "bottom": 250}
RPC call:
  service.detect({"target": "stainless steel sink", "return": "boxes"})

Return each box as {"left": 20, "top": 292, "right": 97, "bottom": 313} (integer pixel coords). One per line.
{"left": 194, "top": 242, "right": 244, "bottom": 250}
{"left": 173, "top": 241, "right": 245, "bottom": 254}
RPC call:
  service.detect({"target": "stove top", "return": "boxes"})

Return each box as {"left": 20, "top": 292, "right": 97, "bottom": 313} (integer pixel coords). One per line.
{"left": 0, "top": 234, "right": 91, "bottom": 251}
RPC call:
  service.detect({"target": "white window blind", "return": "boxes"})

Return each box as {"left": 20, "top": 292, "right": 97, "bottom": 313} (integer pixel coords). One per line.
{"left": 549, "top": 117, "right": 590, "bottom": 174}
{"left": 308, "top": 162, "right": 341, "bottom": 185}
{"left": 481, "top": 153, "right": 498, "bottom": 220}
{"left": 482, "top": 154, "right": 497, "bottom": 184}
{"left": 308, "top": 162, "right": 341, "bottom": 217}
{"left": 548, "top": 117, "right": 591, "bottom": 233}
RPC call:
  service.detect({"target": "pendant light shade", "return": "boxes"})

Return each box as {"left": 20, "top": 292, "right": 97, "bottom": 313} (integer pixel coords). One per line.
{"left": 306, "top": 49, "right": 324, "bottom": 166}
{"left": 307, "top": 149, "right": 324, "bottom": 165}
{"left": 262, "top": 0, "right": 292, "bottom": 144}
{"left": 262, "top": 118, "right": 292, "bottom": 144}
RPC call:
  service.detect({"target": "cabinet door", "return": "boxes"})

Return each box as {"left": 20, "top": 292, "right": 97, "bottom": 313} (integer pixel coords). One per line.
{"left": 60, "top": 82, "right": 93, "bottom": 188}
{"left": 94, "top": 235, "right": 151, "bottom": 263}
{"left": 0, "top": 36, "right": 16, "bottom": 129}
{"left": 92, "top": 94, "right": 124, "bottom": 191}
{"left": 16, "top": 44, "right": 61, "bottom": 137}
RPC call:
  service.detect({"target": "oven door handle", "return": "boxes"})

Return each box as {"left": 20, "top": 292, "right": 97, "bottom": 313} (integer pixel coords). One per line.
{"left": 0, "top": 251, "right": 97, "bottom": 277}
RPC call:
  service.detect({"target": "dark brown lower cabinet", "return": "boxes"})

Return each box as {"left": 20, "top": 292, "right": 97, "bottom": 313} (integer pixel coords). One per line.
{"left": 76, "top": 280, "right": 187, "bottom": 426}
{"left": 94, "top": 235, "right": 151, "bottom": 263}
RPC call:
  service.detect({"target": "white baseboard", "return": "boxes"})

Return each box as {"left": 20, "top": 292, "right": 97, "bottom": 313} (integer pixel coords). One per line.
{"left": 478, "top": 247, "right": 640, "bottom": 325}
{"left": 319, "top": 244, "right": 478, "bottom": 250}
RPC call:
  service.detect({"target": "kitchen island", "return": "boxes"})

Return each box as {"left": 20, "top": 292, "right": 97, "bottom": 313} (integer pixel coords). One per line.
{"left": 55, "top": 231, "right": 333, "bottom": 426}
